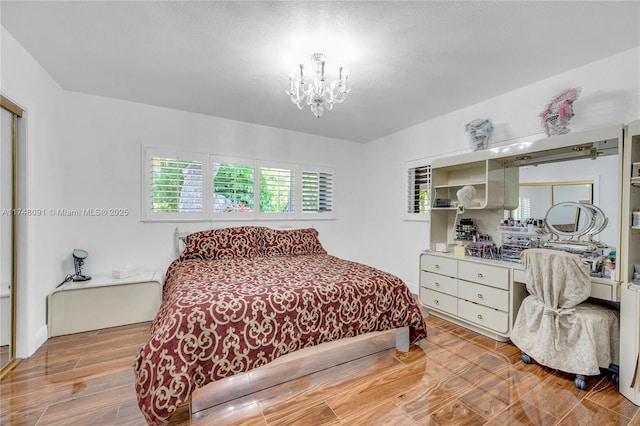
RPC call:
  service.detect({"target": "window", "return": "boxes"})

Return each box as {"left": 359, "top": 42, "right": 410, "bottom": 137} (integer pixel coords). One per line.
{"left": 212, "top": 160, "right": 255, "bottom": 213}
{"left": 260, "top": 166, "right": 294, "bottom": 213}
{"left": 302, "top": 171, "right": 333, "bottom": 213}
{"left": 143, "top": 147, "right": 334, "bottom": 221}
{"left": 407, "top": 164, "right": 431, "bottom": 216}
{"left": 151, "top": 157, "right": 203, "bottom": 213}
{"left": 144, "top": 149, "right": 206, "bottom": 220}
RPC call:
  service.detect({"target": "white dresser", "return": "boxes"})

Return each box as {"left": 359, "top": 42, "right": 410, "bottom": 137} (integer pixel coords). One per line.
{"left": 420, "top": 251, "right": 620, "bottom": 341}
{"left": 47, "top": 271, "right": 163, "bottom": 337}
{"left": 420, "top": 252, "right": 527, "bottom": 341}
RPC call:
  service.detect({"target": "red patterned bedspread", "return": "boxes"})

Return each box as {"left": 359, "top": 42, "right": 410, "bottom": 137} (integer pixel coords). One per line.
{"left": 134, "top": 254, "right": 426, "bottom": 425}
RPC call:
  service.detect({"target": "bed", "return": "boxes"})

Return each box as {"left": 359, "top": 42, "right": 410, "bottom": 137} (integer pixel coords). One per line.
{"left": 134, "top": 226, "right": 427, "bottom": 425}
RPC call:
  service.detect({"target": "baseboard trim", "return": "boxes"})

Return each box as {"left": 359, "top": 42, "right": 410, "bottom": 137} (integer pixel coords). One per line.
{"left": 32, "top": 324, "right": 48, "bottom": 354}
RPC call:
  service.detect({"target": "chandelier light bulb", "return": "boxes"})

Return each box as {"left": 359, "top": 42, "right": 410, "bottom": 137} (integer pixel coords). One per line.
{"left": 285, "top": 53, "right": 350, "bottom": 118}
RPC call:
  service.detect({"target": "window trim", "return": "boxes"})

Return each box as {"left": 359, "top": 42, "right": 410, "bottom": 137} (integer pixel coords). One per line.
{"left": 142, "top": 146, "right": 335, "bottom": 222}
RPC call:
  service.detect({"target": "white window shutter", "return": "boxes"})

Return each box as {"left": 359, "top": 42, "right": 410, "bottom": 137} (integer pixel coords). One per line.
{"left": 407, "top": 164, "right": 431, "bottom": 214}
{"left": 302, "top": 171, "right": 333, "bottom": 213}
{"left": 147, "top": 152, "right": 204, "bottom": 215}
{"left": 211, "top": 159, "right": 255, "bottom": 214}
{"left": 260, "top": 166, "right": 295, "bottom": 213}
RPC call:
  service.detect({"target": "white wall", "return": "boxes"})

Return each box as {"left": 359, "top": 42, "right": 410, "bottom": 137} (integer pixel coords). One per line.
{"left": 362, "top": 48, "right": 640, "bottom": 293}
{"left": 61, "top": 92, "right": 366, "bottom": 277}
{"left": 1, "top": 27, "right": 67, "bottom": 357}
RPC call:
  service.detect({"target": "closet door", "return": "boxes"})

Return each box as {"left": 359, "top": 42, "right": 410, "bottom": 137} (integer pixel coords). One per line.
{"left": 0, "top": 98, "right": 21, "bottom": 376}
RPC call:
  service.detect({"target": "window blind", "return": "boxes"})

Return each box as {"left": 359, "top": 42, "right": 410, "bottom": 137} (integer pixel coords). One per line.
{"left": 302, "top": 171, "right": 333, "bottom": 213}
{"left": 143, "top": 147, "right": 334, "bottom": 221}
{"left": 150, "top": 157, "right": 203, "bottom": 213}
{"left": 212, "top": 162, "right": 255, "bottom": 213}
{"left": 260, "top": 167, "right": 294, "bottom": 213}
{"left": 407, "top": 164, "right": 431, "bottom": 214}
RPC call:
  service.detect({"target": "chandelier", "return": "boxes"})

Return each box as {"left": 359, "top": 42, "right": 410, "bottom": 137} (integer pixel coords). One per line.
{"left": 286, "top": 53, "right": 350, "bottom": 118}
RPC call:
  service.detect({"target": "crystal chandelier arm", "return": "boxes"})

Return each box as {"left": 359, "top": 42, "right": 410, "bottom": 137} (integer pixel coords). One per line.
{"left": 286, "top": 64, "right": 310, "bottom": 108}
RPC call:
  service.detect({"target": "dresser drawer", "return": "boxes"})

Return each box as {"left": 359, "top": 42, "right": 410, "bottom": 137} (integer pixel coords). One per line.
{"left": 590, "top": 281, "right": 614, "bottom": 301}
{"left": 458, "top": 261, "right": 509, "bottom": 290}
{"left": 421, "top": 271, "right": 457, "bottom": 297}
{"left": 513, "top": 269, "right": 526, "bottom": 283}
{"left": 420, "top": 288, "right": 457, "bottom": 316}
{"left": 458, "top": 299, "right": 509, "bottom": 334}
{"left": 421, "top": 255, "right": 457, "bottom": 277}
{"left": 458, "top": 281, "right": 508, "bottom": 312}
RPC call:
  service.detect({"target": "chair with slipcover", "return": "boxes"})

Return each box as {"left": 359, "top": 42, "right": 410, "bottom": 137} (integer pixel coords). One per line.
{"left": 510, "top": 248, "right": 619, "bottom": 389}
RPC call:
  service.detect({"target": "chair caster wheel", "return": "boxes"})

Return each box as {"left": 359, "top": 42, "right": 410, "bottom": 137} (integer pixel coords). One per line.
{"left": 521, "top": 353, "right": 531, "bottom": 364}
{"left": 575, "top": 375, "right": 586, "bottom": 390}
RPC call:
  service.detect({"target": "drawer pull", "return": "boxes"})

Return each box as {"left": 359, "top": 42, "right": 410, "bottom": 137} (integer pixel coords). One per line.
{"left": 477, "top": 314, "right": 483, "bottom": 320}
{"left": 435, "top": 282, "right": 440, "bottom": 287}
{"left": 434, "top": 299, "right": 440, "bottom": 305}
{"left": 477, "top": 273, "right": 484, "bottom": 279}
{"left": 477, "top": 293, "right": 483, "bottom": 299}
{"left": 435, "top": 264, "right": 440, "bottom": 269}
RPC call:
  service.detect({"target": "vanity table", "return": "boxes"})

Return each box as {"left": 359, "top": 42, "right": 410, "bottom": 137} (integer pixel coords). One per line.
{"left": 419, "top": 251, "right": 619, "bottom": 342}
{"left": 421, "top": 124, "right": 624, "bottom": 342}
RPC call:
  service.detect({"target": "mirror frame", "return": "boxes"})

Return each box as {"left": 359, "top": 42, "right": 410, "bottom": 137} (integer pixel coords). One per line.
{"left": 544, "top": 201, "right": 607, "bottom": 239}
{"left": 584, "top": 203, "right": 608, "bottom": 237}
{"left": 0, "top": 98, "right": 20, "bottom": 378}
{"left": 514, "top": 180, "right": 593, "bottom": 221}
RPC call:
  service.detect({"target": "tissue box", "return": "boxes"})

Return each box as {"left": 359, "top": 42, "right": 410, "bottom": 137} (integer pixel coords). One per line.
{"left": 112, "top": 266, "right": 142, "bottom": 279}
{"left": 453, "top": 245, "right": 466, "bottom": 256}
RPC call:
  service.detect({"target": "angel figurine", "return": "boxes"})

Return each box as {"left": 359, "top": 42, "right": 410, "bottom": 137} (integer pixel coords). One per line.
{"left": 539, "top": 87, "right": 581, "bottom": 137}
{"left": 465, "top": 119, "right": 494, "bottom": 151}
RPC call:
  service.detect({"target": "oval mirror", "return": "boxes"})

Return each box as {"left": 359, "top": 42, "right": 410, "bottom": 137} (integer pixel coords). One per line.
{"left": 544, "top": 201, "right": 595, "bottom": 238}
{"left": 583, "top": 203, "right": 608, "bottom": 236}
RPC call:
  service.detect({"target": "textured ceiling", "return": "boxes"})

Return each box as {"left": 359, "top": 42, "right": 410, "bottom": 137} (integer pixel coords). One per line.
{"left": 2, "top": 1, "right": 639, "bottom": 143}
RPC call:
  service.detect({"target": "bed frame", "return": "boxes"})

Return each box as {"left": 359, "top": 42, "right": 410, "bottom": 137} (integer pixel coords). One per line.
{"left": 171, "top": 228, "right": 412, "bottom": 415}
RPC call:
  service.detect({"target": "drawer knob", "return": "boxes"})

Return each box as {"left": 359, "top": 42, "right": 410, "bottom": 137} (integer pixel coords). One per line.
{"left": 435, "top": 264, "right": 440, "bottom": 269}
{"left": 435, "top": 282, "right": 440, "bottom": 287}
{"left": 434, "top": 300, "right": 439, "bottom": 305}
{"left": 477, "top": 314, "right": 483, "bottom": 320}
{"left": 477, "top": 293, "right": 483, "bottom": 299}
{"left": 477, "top": 273, "right": 484, "bottom": 279}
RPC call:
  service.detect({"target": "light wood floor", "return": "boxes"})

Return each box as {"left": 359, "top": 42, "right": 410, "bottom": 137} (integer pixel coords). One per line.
{"left": 1, "top": 314, "right": 638, "bottom": 425}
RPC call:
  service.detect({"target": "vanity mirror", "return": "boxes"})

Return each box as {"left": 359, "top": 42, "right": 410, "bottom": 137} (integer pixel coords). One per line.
{"left": 546, "top": 201, "right": 593, "bottom": 236}
{"left": 545, "top": 201, "right": 607, "bottom": 237}
{"left": 510, "top": 147, "right": 620, "bottom": 251}
{"left": 544, "top": 201, "right": 609, "bottom": 252}
{"left": 544, "top": 201, "right": 608, "bottom": 253}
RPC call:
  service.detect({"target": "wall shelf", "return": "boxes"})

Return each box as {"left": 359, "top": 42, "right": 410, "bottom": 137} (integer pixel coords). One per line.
{"left": 428, "top": 156, "right": 519, "bottom": 251}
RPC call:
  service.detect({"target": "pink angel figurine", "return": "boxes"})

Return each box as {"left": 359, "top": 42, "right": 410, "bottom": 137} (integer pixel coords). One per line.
{"left": 539, "top": 87, "right": 581, "bottom": 137}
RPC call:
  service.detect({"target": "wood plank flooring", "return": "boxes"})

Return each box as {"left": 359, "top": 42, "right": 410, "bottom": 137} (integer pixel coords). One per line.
{"left": 1, "top": 314, "right": 638, "bottom": 425}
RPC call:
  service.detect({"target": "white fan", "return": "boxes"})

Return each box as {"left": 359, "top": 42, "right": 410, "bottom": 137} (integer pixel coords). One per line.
{"left": 456, "top": 185, "right": 477, "bottom": 208}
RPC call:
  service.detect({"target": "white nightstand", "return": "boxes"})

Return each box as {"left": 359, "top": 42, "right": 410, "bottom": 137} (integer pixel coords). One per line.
{"left": 47, "top": 271, "right": 164, "bottom": 337}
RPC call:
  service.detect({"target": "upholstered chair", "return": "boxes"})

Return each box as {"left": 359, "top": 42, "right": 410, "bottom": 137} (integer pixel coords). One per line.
{"left": 510, "top": 248, "right": 619, "bottom": 389}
